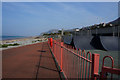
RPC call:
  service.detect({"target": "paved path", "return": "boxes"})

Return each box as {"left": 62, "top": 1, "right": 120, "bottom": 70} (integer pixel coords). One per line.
{"left": 2, "top": 42, "right": 61, "bottom": 79}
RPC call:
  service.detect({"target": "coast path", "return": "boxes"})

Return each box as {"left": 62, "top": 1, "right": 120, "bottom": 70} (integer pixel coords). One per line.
{"left": 2, "top": 42, "right": 61, "bottom": 79}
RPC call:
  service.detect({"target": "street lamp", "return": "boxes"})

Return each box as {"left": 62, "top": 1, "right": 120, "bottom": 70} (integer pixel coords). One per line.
{"left": 96, "top": 26, "right": 100, "bottom": 36}
{"left": 75, "top": 28, "right": 79, "bottom": 36}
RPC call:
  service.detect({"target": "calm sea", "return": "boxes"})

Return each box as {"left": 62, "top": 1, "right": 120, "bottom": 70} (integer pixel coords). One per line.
{"left": 1, "top": 36, "right": 26, "bottom": 40}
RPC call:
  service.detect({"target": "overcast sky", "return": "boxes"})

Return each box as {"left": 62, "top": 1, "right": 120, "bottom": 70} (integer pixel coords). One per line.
{"left": 2, "top": 2, "right": 118, "bottom": 36}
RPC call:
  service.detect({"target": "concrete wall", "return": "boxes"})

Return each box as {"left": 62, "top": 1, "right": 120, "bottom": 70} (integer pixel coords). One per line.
{"left": 74, "top": 26, "right": 120, "bottom": 36}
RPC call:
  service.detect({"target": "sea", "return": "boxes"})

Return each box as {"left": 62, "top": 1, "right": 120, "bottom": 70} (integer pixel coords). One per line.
{"left": 1, "top": 36, "right": 26, "bottom": 40}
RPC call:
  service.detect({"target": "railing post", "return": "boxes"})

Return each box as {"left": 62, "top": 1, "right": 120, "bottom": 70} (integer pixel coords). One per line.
{"left": 100, "top": 56, "right": 114, "bottom": 80}
{"left": 54, "top": 40, "right": 56, "bottom": 56}
{"left": 91, "top": 53, "right": 100, "bottom": 80}
{"left": 50, "top": 38, "right": 53, "bottom": 47}
{"left": 61, "top": 42, "right": 64, "bottom": 71}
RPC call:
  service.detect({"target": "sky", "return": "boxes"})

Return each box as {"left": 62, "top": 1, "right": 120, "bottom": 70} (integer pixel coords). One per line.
{"left": 2, "top": 2, "right": 118, "bottom": 36}
{"left": 2, "top": 0, "right": 120, "bottom": 2}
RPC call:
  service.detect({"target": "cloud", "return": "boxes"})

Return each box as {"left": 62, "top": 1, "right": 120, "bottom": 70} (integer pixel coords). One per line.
{"left": 2, "top": 2, "right": 117, "bottom": 36}
{"left": 4, "top": 2, "right": 114, "bottom": 26}
{"left": 57, "top": 3, "right": 107, "bottom": 24}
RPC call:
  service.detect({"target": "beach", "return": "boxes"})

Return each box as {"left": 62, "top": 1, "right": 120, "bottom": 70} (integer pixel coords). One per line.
{"left": 0, "top": 36, "right": 48, "bottom": 50}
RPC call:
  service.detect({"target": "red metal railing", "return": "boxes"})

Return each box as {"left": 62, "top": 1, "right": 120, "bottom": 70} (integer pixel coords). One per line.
{"left": 48, "top": 38, "right": 120, "bottom": 79}
{"left": 48, "top": 38, "right": 100, "bottom": 79}
{"left": 100, "top": 56, "right": 120, "bottom": 80}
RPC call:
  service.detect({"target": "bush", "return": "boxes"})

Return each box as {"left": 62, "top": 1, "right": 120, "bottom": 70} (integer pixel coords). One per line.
{"left": 2, "top": 44, "right": 9, "bottom": 48}
{"left": 8, "top": 43, "right": 20, "bottom": 46}
{"left": 0, "top": 43, "right": 20, "bottom": 48}
{"left": 37, "top": 40, "right": 42, "bottom": 42}
{"left": 32, "top": 41, "right": 35, "bottom": 43}
{"left": 12, "top": 43, "right": 20, "bottom": 46}
{"left": 0, "top": 44, "right": 2, "bottom": 48}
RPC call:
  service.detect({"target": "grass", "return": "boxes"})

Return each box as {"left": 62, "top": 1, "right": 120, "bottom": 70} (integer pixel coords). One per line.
{"left": 0, "top": 43, "right": 20, "bottom": 48}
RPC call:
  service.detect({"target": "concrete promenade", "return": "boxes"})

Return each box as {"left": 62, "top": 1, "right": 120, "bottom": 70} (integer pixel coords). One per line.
{"left": 2, "top": 42, "right": 61, "bottom": 79}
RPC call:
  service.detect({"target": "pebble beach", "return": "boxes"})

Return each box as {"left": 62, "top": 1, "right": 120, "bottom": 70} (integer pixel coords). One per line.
{"left": 0, "top": 37, "right": 48, "bottom": 50}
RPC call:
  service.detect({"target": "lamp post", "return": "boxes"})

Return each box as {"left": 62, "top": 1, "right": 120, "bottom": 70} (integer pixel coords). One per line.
{"left": 61, "top": 28, "right": 64, "bottom": 42}
{"left": 96, "top": 26, "right": 100, "bottom": 36}
{"left": 110, "top": 24, "right": 115, "bottom": 37}
{"left": 75, "top": 28, "right": 79, "bottom": 36}
{"left": 87, "top": 27, "right": 91, "bottom": 36}
{"left": 118, "top": 26, "right": 120, "bottom": 37}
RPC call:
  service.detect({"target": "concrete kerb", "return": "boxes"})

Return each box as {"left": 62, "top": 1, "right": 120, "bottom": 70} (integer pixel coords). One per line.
{"left": 47, "top": 43, "right": 66, "bottom": 80}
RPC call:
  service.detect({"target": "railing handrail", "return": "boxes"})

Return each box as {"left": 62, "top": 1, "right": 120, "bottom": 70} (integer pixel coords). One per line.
{"left": 102, "top": 56, "right": 114, "bottom": 68}
{"left": 53, "top": 40, "right": 92, "bottom": 62}
{"left": 48, "top": 38, "right": 120, "bottom": 80}
{"left": 100, "top": 56, "right": 120, "bottom": 79}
